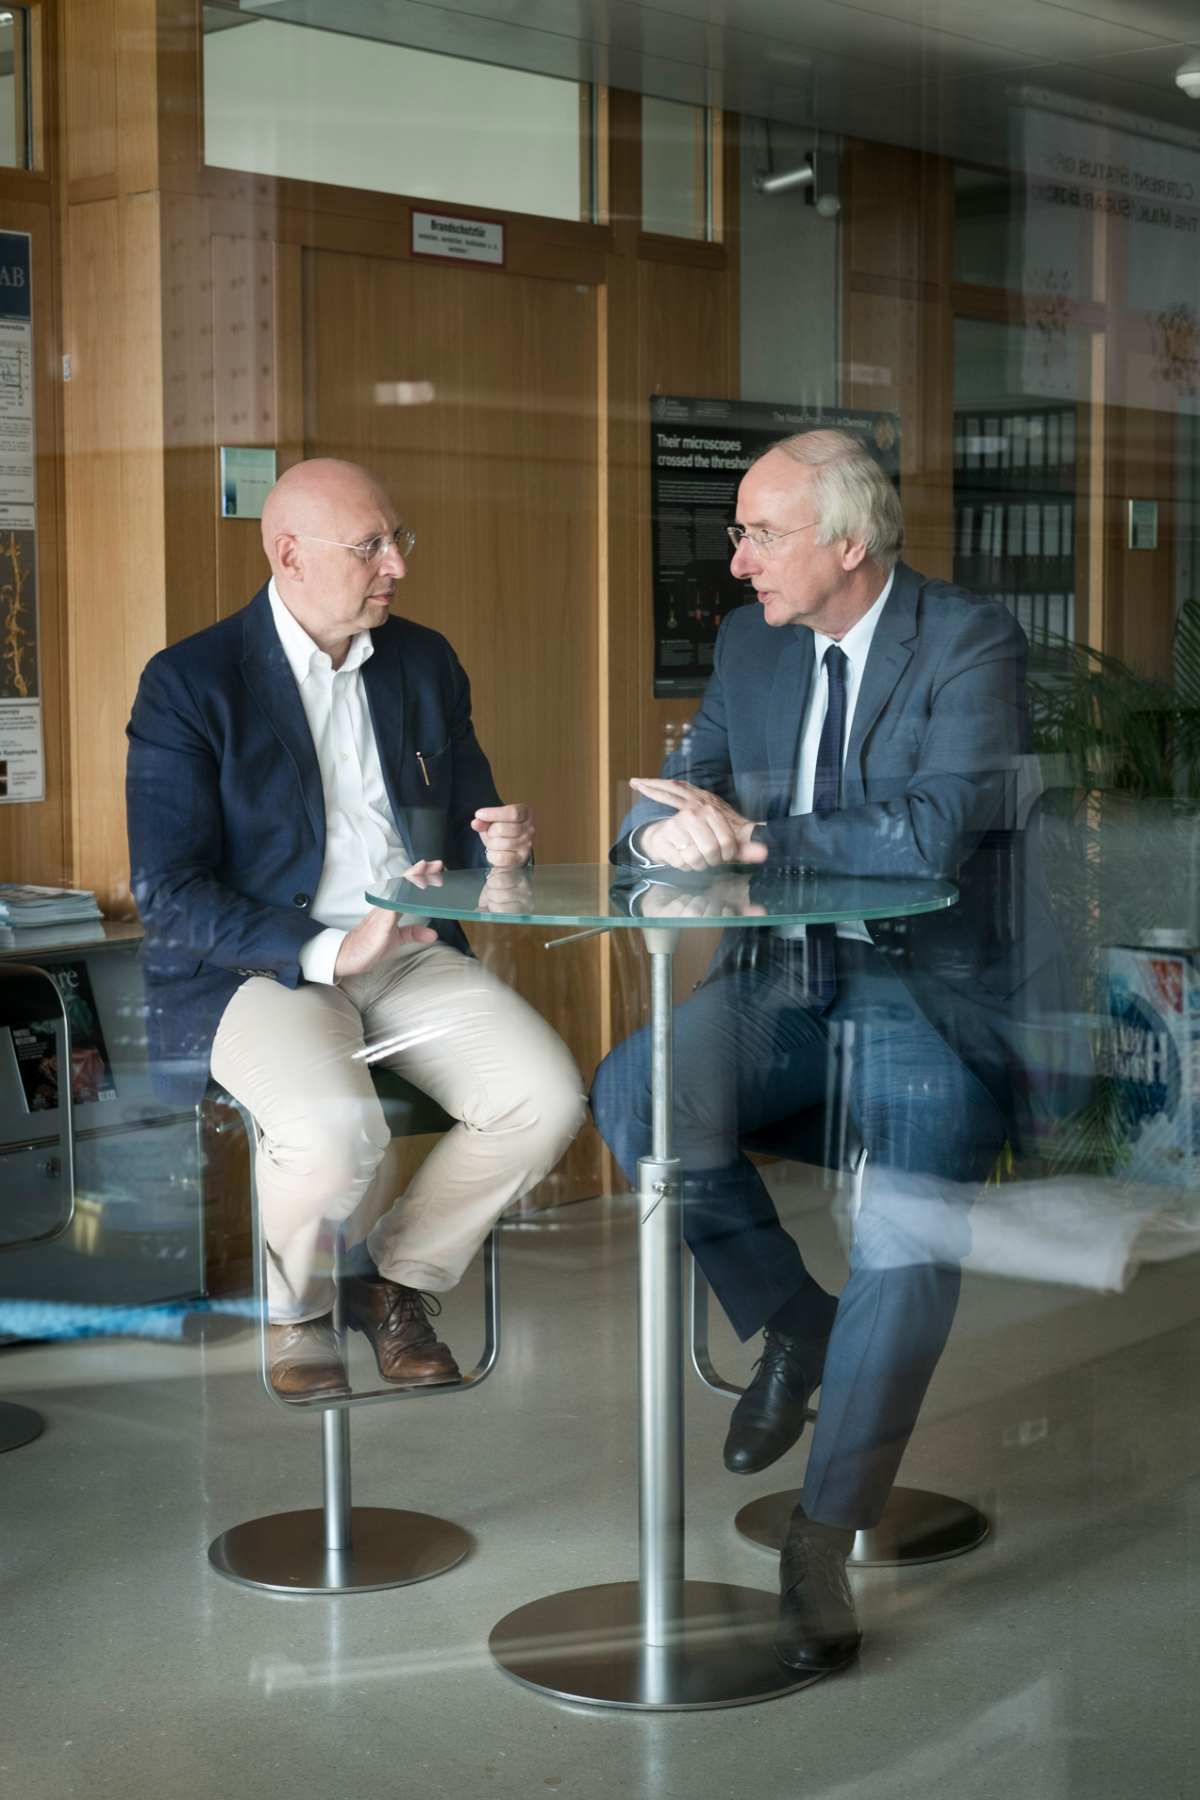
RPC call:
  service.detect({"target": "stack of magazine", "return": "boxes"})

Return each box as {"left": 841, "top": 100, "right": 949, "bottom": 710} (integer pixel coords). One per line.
{"left": 0, "top": 884, "right": 106, "bottom": 951}
{"left": 0, "top": 888, "right": 115, "bottom": 1110}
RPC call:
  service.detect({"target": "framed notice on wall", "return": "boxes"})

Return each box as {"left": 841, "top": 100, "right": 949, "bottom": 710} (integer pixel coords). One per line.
{"left": 649, "top": 397, "right": 901, "bottom": 697}
{"left": 0, "top": 229, "right": 42, "bottom": 802}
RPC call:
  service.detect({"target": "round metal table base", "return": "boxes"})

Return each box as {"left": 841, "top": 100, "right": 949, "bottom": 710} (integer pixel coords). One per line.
{"left": 208, "top": 1506, "right": 471, "bottom": 1594}
{"left": 735, "top": 1486, "right": 989, "bottom": 1568}
{"left": 0, "top": 1402, "right": 43, "bottom": 1453}
{"left": 489, "top": 1580, "right": 824, "bottom": 1709}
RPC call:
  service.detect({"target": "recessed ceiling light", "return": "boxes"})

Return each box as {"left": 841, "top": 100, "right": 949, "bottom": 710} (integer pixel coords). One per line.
{"left": 1176, "top": 57, "right": 1200, "bottom": 98}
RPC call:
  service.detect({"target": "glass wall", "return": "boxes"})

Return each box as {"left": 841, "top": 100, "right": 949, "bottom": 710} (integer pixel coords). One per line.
{"left": 641, "top": 95, "right": 708, "bottom": 239}
{"left": 3, "top": 4, "right": 1200, "bottom": 1795}
{"left": 0, "top": 8, "right": 29, "bottom": 168}
{"left": 203, "top": 6, "right": 583, "bottom": 220}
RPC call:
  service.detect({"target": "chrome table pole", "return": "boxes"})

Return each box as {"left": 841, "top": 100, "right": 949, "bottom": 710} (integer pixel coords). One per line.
{"left": 636, "top": 930, "right": 686, "bottom": 1699}
{"left": 490, "top": 927, "right": 815, "bottom": 1708}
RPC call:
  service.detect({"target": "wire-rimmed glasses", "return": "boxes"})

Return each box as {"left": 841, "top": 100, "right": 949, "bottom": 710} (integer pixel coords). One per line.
{"left": 297, "top": 527, "right": 416, "bottom": 564}
{"left": 726, "top": 520, "right": 818, "bottom": 555}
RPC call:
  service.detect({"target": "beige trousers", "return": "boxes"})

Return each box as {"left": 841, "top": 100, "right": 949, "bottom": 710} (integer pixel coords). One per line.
{"left": 210, "top": 940, "right": 586, "bottom": 1321}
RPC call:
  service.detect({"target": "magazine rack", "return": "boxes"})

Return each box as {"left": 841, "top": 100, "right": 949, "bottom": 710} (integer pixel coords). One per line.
{"left": 0, "top": 964, "right": 76, "bottom": 1451}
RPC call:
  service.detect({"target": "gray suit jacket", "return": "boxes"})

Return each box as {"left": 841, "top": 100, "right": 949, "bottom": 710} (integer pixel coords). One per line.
{"left": 617, "top": 561, "right": 1092, "bottom": 1154}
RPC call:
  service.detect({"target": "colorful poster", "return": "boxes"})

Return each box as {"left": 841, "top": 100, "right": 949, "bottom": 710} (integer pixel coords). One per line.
{"left": 0, "top": 229, "right": 42, "bottom": 803}
{"left": 8, "top": 959, "right": 117, "bottom": 1113}
{"left": 649, "top": 397, "right": 901, "bottom": 697}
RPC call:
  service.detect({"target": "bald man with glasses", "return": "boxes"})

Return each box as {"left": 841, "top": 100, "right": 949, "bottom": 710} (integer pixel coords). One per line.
{"left": 127, "top": 458, "right": 585, "bottom": 1399}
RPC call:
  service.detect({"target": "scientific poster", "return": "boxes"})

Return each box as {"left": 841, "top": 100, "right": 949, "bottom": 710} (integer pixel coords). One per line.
{"left": 0, "top": 229, "right": 42, "bottom": 802}
{"left": 649, "top": 397, "right": 901, "bottom": 697}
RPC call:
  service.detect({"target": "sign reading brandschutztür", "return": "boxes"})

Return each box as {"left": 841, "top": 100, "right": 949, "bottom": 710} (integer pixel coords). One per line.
{"left": 411, "top": 211, "right": 505, "bottom": 268}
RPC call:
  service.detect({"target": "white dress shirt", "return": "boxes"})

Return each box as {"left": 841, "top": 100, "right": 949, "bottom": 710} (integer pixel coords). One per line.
{"left": 783, "top": 568, "right": 894, "bottom": 941}
{"left": 268, "top": 581, "right": 425, "bottom": 985}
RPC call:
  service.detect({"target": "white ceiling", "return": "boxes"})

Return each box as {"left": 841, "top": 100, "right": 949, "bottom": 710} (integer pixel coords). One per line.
{"left": 234, "top": 0, "right": 1200, "bottom": 165}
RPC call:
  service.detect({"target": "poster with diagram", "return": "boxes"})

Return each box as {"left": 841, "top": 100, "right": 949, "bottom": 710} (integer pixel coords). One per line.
{"left": 0, "top": 230, "right": 41, "bottom": 802}
{"left": 649, "top": 397, "right": 901, "bottom": 696}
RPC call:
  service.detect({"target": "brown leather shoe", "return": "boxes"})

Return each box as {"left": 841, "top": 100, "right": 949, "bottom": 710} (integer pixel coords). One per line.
{"left": 268, "top": 1315, "right": 351, "bottom": 1401}
{"left": 341, "top": 1275, "right": 461, "bottom": 1385}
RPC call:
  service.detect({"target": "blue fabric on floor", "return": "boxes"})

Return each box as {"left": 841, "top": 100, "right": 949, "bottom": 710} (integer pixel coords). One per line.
{"left": 0, "top": 1298, "right": 257, "bottom": 1343}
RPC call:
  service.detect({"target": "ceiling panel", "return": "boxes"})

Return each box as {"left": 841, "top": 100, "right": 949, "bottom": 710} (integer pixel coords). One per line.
{"left": 843, "top": 0, "right": 1172, "bottom": 60}
{"left": 235, "top": 0, "right": 1200, "bottom": 166}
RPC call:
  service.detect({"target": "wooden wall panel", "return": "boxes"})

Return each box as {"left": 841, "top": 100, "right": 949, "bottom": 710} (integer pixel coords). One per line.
{"left": 209, "top": 235, "right": 304, "bottom": 622}
{"left": 842, "top": 142, "right": 954, "bottom": 580}
{"left": 63, "top": 184, "right": 214, "bottom": 908}
{"left": 212, "top": 232, "right": 275, "bottom": 616}
{"left": 1102, "top": 405, "right": 1177, "bottom": 681}
{"left": 62, "top": 0, "right": 117, "bottom": 182}
{"left": 305, "top": 250, "right": 600, "bottom": 861}
{"left": 63, "top": 198, "right": 141, "bottom": 910}
{"left": 273, "top": 240, "right": 304, "bottom": 472}
{"left": 159, "top": 187, "right": 215, "bottom": 645}
{"left": 305, "top": 247, "right": 605, "bottom": 1202}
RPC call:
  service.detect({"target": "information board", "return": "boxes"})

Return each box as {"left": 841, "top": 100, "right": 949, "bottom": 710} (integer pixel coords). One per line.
{"left": 649, "top": 397, "right": 901, "bottom": 697}
{"left": 0, "top": 230, "right": 41, "bottom": 801}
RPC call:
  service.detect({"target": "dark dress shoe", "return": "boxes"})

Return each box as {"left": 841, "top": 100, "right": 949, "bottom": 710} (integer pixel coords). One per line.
{"left": 341, "top": 1275, "right": 462, "bottom": 1385}
{"left": 723, "top": 1328, "right": 825, "bottom": 1474}
{"left": 268, "top": 1315, "right": 351, "bottom": 1400}
{"left": 775, "top": 1513, "right": 861, "bottom": 1675}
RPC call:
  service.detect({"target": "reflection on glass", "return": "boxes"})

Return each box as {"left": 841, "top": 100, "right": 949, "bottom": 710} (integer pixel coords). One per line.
{"left": 0, "top": 8, "right": 29, "bottom": 171}
{"left": 641, "top": 96, "right": 708, "bottom": 240}
{"left": 373, "top": 864, "right": 959, "bottom": 927}
{"left": 954, "top": 319, "right": 1079, "bottom": 648}
{"left": 203, "top": 7, "right": 582, "bottom": 220}
{"left": 7, "top": 0, "right": 1200, "bottom": 1776}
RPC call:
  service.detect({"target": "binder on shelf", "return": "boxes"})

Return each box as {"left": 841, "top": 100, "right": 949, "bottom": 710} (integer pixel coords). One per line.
{"left": 1012, "top": 416, "right": 1028, "bottom": 474}
{"left": 1061, "top": 413, "right": 1076, "bottom": 468}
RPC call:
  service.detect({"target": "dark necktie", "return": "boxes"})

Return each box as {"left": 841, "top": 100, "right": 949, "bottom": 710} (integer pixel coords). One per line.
{"left": 804, "top": 644, "right": 848, "bottom": 1010}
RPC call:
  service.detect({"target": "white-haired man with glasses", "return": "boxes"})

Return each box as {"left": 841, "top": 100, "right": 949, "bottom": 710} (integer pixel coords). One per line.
{"left": 592, "top": 429, "right": 1087, "bottom": 1678}
{"left": 127, "top": 458, "right": 585, "bottom": 1399}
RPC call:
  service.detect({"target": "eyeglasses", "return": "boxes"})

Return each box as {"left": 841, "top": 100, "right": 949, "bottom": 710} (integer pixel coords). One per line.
{"left": 727, "top": 520, "right": 818, "bottom": 555}
{"left": 296, "top": 527, "right": 416, "bottom": 564}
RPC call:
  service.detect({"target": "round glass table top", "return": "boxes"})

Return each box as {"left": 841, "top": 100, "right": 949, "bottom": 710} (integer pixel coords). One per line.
{"left": 367, "top": 864, "right": 959, "bottom": 929}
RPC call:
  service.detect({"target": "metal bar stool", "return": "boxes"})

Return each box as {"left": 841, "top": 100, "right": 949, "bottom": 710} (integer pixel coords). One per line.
{"left": 0, "top": 964, "right": 76, "bottom": 1452}
{"left": 691, "top": 1097, "right": 989, "bottom": 1567}
{"left": 207, "top": 1066, "right": 500, "bottom": 1595}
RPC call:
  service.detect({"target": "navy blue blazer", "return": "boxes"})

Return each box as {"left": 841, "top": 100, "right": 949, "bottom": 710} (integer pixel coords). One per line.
{"left": 126, "top": 586, "right": 500, "bottom": 1105}
{"left": 617, "top": 561, "right": 1093, "bottom": 1152}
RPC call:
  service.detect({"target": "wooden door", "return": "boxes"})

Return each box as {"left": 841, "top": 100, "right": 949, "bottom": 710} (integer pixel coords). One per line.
{"left": 305, "top": 247, "right": 603, "bottom": 1204}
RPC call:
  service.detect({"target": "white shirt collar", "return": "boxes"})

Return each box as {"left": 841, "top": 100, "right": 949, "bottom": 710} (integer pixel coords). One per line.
{"left": 811, "top": 566, "right": 895, "bottom": 673}
{"left": 268, "top": 577, "right": 375, "bottom": 682}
